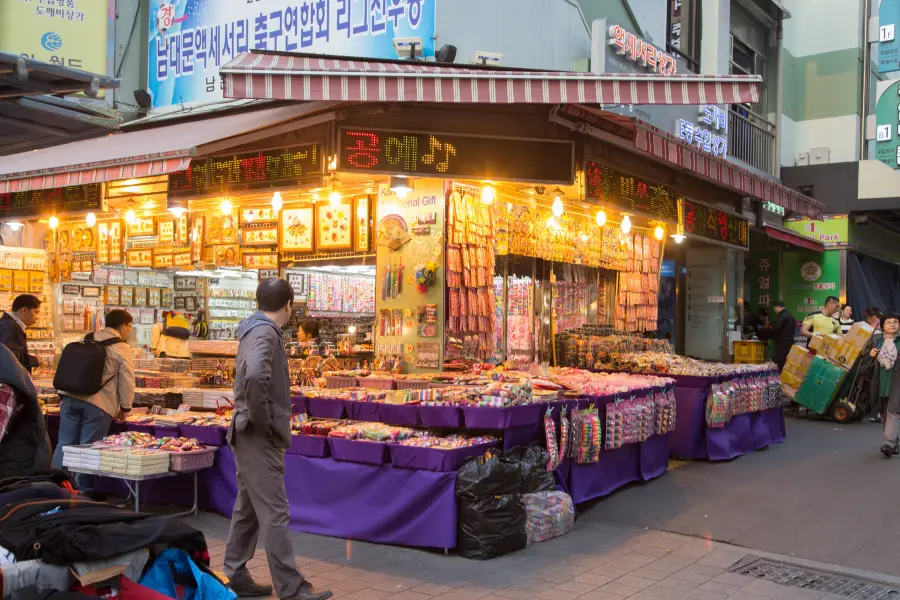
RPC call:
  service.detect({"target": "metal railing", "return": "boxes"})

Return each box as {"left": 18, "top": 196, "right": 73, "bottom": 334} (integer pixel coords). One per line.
{"left": 728, "top": 105, "right": 777, "bottom": 175}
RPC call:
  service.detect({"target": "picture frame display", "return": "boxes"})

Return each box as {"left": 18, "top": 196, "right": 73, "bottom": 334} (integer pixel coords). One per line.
{"left": 355, "top": 196, "right": 370, "bottom": 252}
{"left": 279, "top": 206, "right": 314, "bottom": 252}
{"left": 126, "top": 248, "right": 153, "bottom": 267}
{"left": 241, "top": 227, "right": 278, "bottom": 246}
{"left": 242, "top": 252, "right": 279, "bottom": 270}
{"left": 128, "top": 216, "right": 156, "bottom": 237}
{"left": 241, "top": 207, "right": 279, "bottom": 224}
{"left": 316, "top": 202, "right": 352, "bottom": 250}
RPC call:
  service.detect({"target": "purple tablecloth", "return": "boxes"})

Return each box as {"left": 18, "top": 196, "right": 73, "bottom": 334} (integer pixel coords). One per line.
{"left": 668, "top": 379, "right": 786, "bottom": 461}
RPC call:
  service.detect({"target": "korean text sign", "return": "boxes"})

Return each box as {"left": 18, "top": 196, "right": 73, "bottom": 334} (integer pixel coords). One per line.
{"left": 0, "top": 0, "right": 112, "bottom": 75}
{"left": 148, "top": 0, "right": 435, "bottom": 109}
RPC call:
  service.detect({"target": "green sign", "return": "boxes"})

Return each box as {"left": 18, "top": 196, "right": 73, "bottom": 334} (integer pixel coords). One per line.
{"left": 783, "top": 216, "right": 848, "bottom": 246}
{"left": 875, "top": 80, "right": 900, "bottom": 168}
{"left": 879, "top": 0, "right": 900, "bottom": 73}
{"left": 782, "top": 250, "right": 841, "bottom": 317}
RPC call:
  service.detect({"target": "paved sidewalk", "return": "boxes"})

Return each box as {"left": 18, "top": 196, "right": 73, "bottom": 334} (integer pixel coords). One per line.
{"left": 190, "top": 511, "right": 896, "bottom": 600}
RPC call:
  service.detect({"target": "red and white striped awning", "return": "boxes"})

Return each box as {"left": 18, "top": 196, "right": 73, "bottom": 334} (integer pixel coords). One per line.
{"left": 558, "top": 105, "right": 824, "bottom": 220}
{"left": 221, "top": 51, "right": 762, "bottom": 105}
{"left": 0, "top": 157, "right": 190, "bottom": 194}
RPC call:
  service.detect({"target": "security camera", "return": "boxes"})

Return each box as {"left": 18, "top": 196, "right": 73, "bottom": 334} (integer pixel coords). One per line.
{"left": 393, "top": 37, "right": 423, "bottom": 60}
{"left": 473, "top": 50, "right": 503, "bottom": 66}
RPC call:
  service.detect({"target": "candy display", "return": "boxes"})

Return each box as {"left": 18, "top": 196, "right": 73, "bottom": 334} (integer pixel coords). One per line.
{"left": 548, "top": 367, "right": 674, "bottom": 397}
{"left": 524, "top": 491, "right": 576, "bottom": 545}
{"left": 614, "top": 232, "right": 661, "bottom": 333}
{"left": 571, "top": 407, "right": 602, "bottom": 464}
{"left": 101, "top": 431, "right": 155, "bottom": 446}
{"left": 398, "top": 434, "right": 497, "bottom": 449}
{"left": 605, "top": 397, "right": 654, "bottom": 450}
{"left": 599, "top": 350, "right": 777, "bottom": 377}
{"left": 544, "top": 410, "right": 560, "bottom": 471}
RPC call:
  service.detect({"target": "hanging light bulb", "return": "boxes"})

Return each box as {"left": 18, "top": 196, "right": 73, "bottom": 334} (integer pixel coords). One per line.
{"left": 329, "top": 190, "right": 342, "bottom": 207}
{"left": 621, "top": 215, "right": 632, "bottom": 234}
{"left": 271, "top": 191, "right": 283, "bottom": 213}
{"left": 327, "top": 155, "right": 338, "bottom": 171}
{"left": 221, "top": 199, "right": 232, "bottom": 215}
{"left": 389, "top": 175, "right": 413, "bottom": 199}
{"left": 595, "top": 210, "right": 607, "bottom": 227}
{"left": 192, "top": 228, "right": 199, "bottom": 242}
{"left": 579, "top": 233, "right": 589, "bottom": 242}
{"left": 672, "top": 234, "right": 685, "bottom": 244}
{"left": 481, "top": 184, "right": 495, "bottom": 205}
{"left": 356, "top": 199, "right": 367, "bottom": 218}
{"left": 48, "top": 216, "right": 59, "bottom": 230}
{"left": 125, "top": 210, "right": 136, "bottom": 225}
{"left": 654, "top": 225, "right": 665, "bottom": 240}
{"left": 85, "top": 212, "right": 97, "bottom": 227}
{"left": 552, "top": 198, "right": 563, "bottom": 219}
{"left": 546, "top": 216, "right": 557, "bottom": 230}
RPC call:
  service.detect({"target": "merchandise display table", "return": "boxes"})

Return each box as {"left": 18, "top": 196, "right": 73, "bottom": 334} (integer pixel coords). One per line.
{"left": 72, "top": 466, "right": 204, "bottom": 515}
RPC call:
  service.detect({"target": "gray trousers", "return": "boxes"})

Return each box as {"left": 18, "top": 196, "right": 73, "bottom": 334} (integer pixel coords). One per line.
{"left": 224, "top": 432, "right": 305, "bottom": 598}
{"left": 885, "top": 411, "right": 900, "bottom": 448}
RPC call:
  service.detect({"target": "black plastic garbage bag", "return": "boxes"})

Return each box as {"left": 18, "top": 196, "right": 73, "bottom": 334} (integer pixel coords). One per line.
{"left": 505, "top": 445, "right": 556, "bottom": 493}
{"left": 455, "top": 452, "right": 522, "bottom": 500}
{"left": 457, "top": 494, "right": 527, "bottom": 560}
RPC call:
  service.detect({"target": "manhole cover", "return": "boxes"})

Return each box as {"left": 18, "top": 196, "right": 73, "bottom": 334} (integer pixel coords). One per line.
{"left": 730, "top": 558, "right": 900, "bottom": 599}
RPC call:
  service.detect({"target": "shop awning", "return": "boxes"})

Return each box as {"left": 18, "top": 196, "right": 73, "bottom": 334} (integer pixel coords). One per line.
{"left": 554, "top": 105, "right": 824, "bottom": 220}
{"left": 0, "top": 102, "right": 334, "bottom": 194}
{"left": 220, "top": 51, "right": 762, "bottom": 105}
{"left": 762, "top": 224, "right": 824, "bottom": 252}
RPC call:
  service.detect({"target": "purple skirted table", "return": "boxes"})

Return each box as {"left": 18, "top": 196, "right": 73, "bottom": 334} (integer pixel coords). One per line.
{"left": 665, "top": 374, "right": 786, "bottom": 461}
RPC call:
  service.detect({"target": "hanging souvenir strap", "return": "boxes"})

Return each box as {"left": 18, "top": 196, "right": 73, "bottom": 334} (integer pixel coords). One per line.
{"left": 605, "top": 397, "right": 623, "bottom": 450}
{"left": 558, "top": 405, "right": 570, "bottom": 465}
{"left": 568, "top": 407, "right": 581, "bottom": 460}
{"left": 655, "top": 385, "right": 677, "bottom": 434}
{"left": 576, "top": 405, "right": 601, "bottom": 464}
{"left": 706, "top": 382, "right": 731, "bottom": 428}
{"left": 544, "top": 407, "right": 560, "bottom": 471}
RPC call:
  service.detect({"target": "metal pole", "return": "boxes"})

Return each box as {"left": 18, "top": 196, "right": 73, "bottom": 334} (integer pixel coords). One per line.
{"left": 502, "top": 258, "right": 509, "bottom": 363}
{"left": 773, "top": 16, "right": 783, "bottom": 178}
{"left": 861, "top": 0, "right": 872, "bottom": 160}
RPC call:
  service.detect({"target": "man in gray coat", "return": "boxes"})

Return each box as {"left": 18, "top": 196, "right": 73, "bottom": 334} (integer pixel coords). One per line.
{"left": 224, "top": 279, "right": 331, "bottom": 600}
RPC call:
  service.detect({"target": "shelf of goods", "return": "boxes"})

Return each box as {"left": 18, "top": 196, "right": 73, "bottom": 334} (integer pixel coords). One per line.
{"left": 570, "top": 335, "right": 786, "bottom": 461}
{"left": 207, "top": 287, "right": 256, "bottom": 341}
{"left": 0, "top": 248, "right": 54, "bottom": 370}
{"left": 45, "top": 367, "right": 676, "bottom": 552}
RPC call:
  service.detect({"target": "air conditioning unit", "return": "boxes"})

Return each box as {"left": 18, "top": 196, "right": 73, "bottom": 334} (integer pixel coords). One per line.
{"left": 809, "top": 147, "right": 831, "bottom": 165}
{"left": 796, "top": 152, "right": 810, "bottom": 166}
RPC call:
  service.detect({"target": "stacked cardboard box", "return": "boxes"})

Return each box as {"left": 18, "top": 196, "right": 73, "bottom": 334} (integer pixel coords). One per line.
{"left": 781, "top": 345, "right": 813, "bottom": 398}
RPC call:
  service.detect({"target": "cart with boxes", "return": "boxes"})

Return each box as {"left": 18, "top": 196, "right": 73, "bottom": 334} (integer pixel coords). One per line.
{"left": 780, "top": 321, "right": 876, "bottom": 423}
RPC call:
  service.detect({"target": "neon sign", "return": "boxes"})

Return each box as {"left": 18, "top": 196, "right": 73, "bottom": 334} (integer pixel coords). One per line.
{"left": 608, "top": 24, "right": 678, "bottom": 75}
{"left": 676, "top": 105, "right": 728, "bottom": 157}
{"left": 584, "top": 159, "right": 679, "bottom": 224}
{"left": 0, "top": 184, "right": 102, "bottom": 218}
{"left": 339, "top": 128, "right": 574, "bottom": 183}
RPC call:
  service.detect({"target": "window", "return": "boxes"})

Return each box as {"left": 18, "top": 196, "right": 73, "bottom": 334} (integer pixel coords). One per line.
{"left": 730, "top": 36, "right": 767, "bottom": 112}
{"left": 667, "top": 0, "right": 701, "bottom": 73}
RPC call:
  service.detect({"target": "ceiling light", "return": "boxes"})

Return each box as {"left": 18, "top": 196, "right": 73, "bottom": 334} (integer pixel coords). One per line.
{"left": 192, "top": 228, "right": 199, "bottom": 242}
{"left": 672, "top": 234, "right": 685, "bottom": 244}
{"left": 481, "top": 184, "right": 495, "bottom": 205}
{"left": 551, "top": 189, "right": 564, "bottom": 217}
{"left": 348, "top": 325, "right": 357, "bottom": 334}
{"left": 85, "top": 212, "right": 97, "bottom": 227}
{"left": 595, "top": 210, "right": 606, "bottom": 227}
{"left": 328, "top": 155, "right": 338, "bottom": 171}
{"left": 546, "top": 216, "right": 557, "bottom": 229}
{"left": 329, "top": 190, "right": 342, "bottom": 207}
{"left": 621, "top": 215, "right": 632, "bottom": 234}
{"left": 125, "top": 210, "right": 136, "bottom": 225}
{"left": 272, "top": 191, "right": 283, "bottom": 213}
{"left": 4, "top": 222, "right": 23, "bottom": 231}
{"left": 356, "top": 200, "right": 367, "bottom": 218}
{"left": 221, "top": 199, "right": 232, "bottom": 215}
{"left": 654, "top": 225, "right": 664, "bottom": 240}
{"left": 389, "top": 175, "right": 414, "bottom": 199}
{"left": 579, "top": 233, "right": 589, "bottom": 242}
{"left": 48, "top": 216, "right": 59, "bottom": 230}
{"left": 168, "top": 207, "right": 187, "bottom": 217}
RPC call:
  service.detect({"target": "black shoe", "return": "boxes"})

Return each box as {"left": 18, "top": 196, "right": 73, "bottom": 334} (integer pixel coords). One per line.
{"left": 881, "top": 444, "right": 893, "bottom": 458}
{"left": 283, "top": 581, "right": 333, "bottom": 600}
{"left": 229, "top": 572, "right": 274, "bottom": 598}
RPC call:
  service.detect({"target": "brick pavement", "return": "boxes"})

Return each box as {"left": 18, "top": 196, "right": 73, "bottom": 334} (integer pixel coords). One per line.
{"left": 189, "top": 511, "right": 889, "bottom": 600}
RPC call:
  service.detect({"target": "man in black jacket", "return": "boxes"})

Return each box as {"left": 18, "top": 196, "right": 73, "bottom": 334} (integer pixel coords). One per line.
{"left": 759, "top": 301, "right": 797, "bottom": 371}
{"left": 0, "top": 294, "right": 41, "bottom": 373}
{"left": 0, "top": 343, "right": 51, "bottom": 480}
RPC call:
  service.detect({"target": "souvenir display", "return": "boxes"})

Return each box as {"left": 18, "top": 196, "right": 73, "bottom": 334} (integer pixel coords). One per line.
{"left": 355, "top": 196, "right": 370, "bottom": 251}
{"left": 279, "top": 206, "right": 314, "bottom": 252}
{"left": 605, "top": 397, "right": 654, "bottom": 450}
{"left": 614, "top": 233, "right": 661, "bottom": 332}
{"left": 544, "top": 409, "right": 560, "bottom": 471}
{"left": 316, "top": 203, "right": 353, "bottom": 250}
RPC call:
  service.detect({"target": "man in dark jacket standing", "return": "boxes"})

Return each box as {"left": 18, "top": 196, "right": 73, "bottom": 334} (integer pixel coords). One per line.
{"left": 0, "top": 344, "right": 51, "bottom": 479}
{"left": 760, "top": 300, "right": 797, "bottom": 371}
{"left": 224, "top": 279, "right": 332, "bottom": 600}
{"left": 0, "top": 294, "right": 41, "bottom": 372}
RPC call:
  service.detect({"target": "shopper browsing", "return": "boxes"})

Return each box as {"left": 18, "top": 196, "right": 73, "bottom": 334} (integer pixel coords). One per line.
{"left": 0, "top": 294, "right": 41, "bottom": 372}
{"left": 801, "top": 296, "right": 841, "bottom": 339}
{"left": 224, "top": 279, "right": 332, "bottom": 600}
{"left": 875, "top": 312, "right": 900, "bottom": 458}
{"left": 52, "top": 309, "right": 135, "bottom": 497}
{"left": 0, "top": 343, "right": 52, "bottom": 479}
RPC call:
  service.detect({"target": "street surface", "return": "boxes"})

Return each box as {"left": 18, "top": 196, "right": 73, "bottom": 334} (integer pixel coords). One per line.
{"left": 189, "top": 416, "right": 900, "bottom": 599}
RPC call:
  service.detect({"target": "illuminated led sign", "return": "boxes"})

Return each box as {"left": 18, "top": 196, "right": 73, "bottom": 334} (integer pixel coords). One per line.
{"left": 0, "top": 184, "right": 103, "bottom": 218}
{"left": 339, "top": 128, "right": 574, "bottom": 184}
{"left": 683, "top": 199, "right": 749, "bottom": 249}
{"left": 676, "top": 105, "right": 728, "bottom": 157}
{"left": 584, "top": 159, "right": 679, "bottom": 224}
{"left": 168, "top": 143, "right": 323, "bottom": 197}
{"left": 608, "top": 24, "right": 678, "bottom": 75}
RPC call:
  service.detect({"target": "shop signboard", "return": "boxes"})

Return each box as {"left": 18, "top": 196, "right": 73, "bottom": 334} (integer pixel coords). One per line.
{"left": 782, "top": 250, "right": 841, "bottom": 317}
{"left": 0, "top": 184, "right": 103, "bottom": 219}
{"left": 745, "top": 251, "right": 781, "bottom": 311}
{"left": 874, "top": 80, "right": 900, "bottom": 168}
{"left": 147, "top": 0, "right": 436, "bottom": 109}
{"left": 783, "top": 216, "right": 848, "bottom": 247}
{"left": 168, "top": 143, "right": 323, "bottom": 197}
{"left": 583, "top": 159, "right": 679, "bottom": 224}
{"left": 681, "top": 200, "right": 749, "bottom": 249}
{"left": 340, "top": 128, "right": 574, "bottom": 184}
{"left": 675, "top": 105, "right": 728, "bottom": 158}
{"left": 0, "top": 0, "right": 113, "bottom": 77}
{"left": 880, "top": 0, "right": 900, "bottom": 73}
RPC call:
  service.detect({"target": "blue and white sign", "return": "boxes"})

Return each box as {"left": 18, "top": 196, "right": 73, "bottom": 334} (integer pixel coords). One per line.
{"left": 148, "top": 0, "right": 435, "bottom": 108}
{"left": 676, "top": 104, "right": 728, "bottom": 158}
{"left": 880, "top": 0, "right": 900, "bottom": 73}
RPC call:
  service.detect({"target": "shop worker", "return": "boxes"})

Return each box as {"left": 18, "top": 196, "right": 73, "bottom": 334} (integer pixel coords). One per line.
{"left": 0, "top": 343, "right": 51, "bottom": 479}
{"left": 801, "top": 295, "right": 841, "bottom": 339}
{"left": 297, "top": 318, "right": 326, "bottom": 358}
{"left": 758, "top": 301, "right": 797, "bottom": 372}
{"left": 151, "top": 310, "right": 191, "bottom": 358}
{"left": 52, "top": 309, "right": 135, "bottom": 497}
{"left": 225, "top": 279, "right": 332, "bottom": 600}
{"left": 0, "top": 294, "right": 41, "bottom": 373}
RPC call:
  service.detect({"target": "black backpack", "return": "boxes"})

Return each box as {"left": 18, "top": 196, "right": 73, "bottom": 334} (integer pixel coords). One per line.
{"left": 53, "top": 333, "right": 126, "bottom": 396}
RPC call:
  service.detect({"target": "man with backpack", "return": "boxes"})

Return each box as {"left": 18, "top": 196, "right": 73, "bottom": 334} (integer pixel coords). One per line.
{"left": 52, "top": 309, "right": 136, "bottom": 496}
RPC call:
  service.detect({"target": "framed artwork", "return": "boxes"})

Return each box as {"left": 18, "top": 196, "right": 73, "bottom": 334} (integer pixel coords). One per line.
{"left": 133, "top": 287, "right": 147, "bottom": 307}
{"left": 174, "top": 297, "right": 186, "bottom": 310}
{"left": 28, "top": 272, "right": 44, "bottom": 293}
{"left": 287, "top": 272, "right": 305, "bottom": 295}
{"left": 44, "top": 230, "right": 56, "bottom": 254}
{"left": 175, "top": 215, "right": 189, "bottom": 244}
{"left": 207, "top": 214, "right": 238, "bottom": 244}
{"left": 174, "top": 277, "right": 195, "bottom": 291}
{"left": 23, "top": 255, "right": 44, "bottom": 271}
{"left": 128, "top": 216, "right": 156, "bottom": 237}
{"left": 81, "top": 286, "right": 101, "bottom": 298}
{"left": 242, "top": 252, "right": 279, "bottom": 270}
{"left": 153, "top": 253, "right": 174, "bottom": 268}
{"left": 76, "top": 258, "right": 93, "bottom": 273}
{"left": 279, "top": 206, "right": 314, "bottom": 252}
{"left": 184, "top": 296, "right": 196, "bottom": 311}
{"left": 316, "top": 203, "right": 352, "bottom": 250}
{"left": 97, "top": 223, "right": 110, "bottom": 263}
{"left": 157, "top": 218, "right": 175, "bottom": 243}
{"left": 148, "top": 288, "right": 161, "bottom": 306}
{"left": 57, "top": 226, "right": 71, "bottom": 254}
{"left": 355, "top": 196, "right": 370, "bottom": 252}
{"left": 12, "top": 271, "right": 28, "bottom": 292}
{"left": 0, "top": 270, "right": 11, "bottom": 292}
{"left": 241, "top": 207, "right": 279, "bottom": 224}
{"left": 4, "top": 253, "right": 22, "bottom": 270}
{"left": 214, "top": 244, "right": 240, "bottom": 267}
{"left": 126, "top": 248, "right": 153, "bottom": 267}
{"left": 173, "top": 251, "right": 192, "bottom": 267}
{"left": 241, "top": 227, "right": 278, "bottom": 246}
{"left": 108, "top": 220, "right": 124, "bottom": 263}
{"left": 71, "top": 225, "right": 95, "bottom": 252}
{"left": 190, "top": 215, "right": 204, "bottom": 262}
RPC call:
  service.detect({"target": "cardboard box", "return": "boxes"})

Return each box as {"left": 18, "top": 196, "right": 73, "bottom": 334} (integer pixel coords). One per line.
{"left": 785, "top": 345, "right": 814, "bottom": 378}
{"left": 825, "top": 336, "right": 862, "bottom": 369}
{"left": 780, "top": 370, "right": 803, "bottom": 389}
{"left": 809, "top": 335, "right": 825, "bottom": 352}
{"left": 845, "top": 322, "right": 875, "bottom": 349}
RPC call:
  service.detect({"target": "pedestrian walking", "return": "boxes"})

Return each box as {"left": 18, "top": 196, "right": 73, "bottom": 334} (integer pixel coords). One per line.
{"left": 873, "top": 311, "right": 900, "bottom": 457}
{"left": 0, "top": 294, "right": 41, "bottom": 372}
{"left": 224, "top": 279, "right": 332, "bottom": 600}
